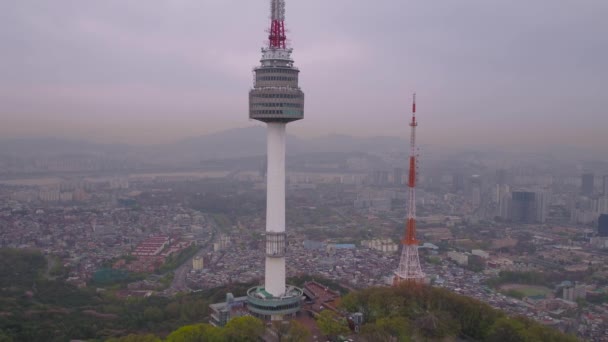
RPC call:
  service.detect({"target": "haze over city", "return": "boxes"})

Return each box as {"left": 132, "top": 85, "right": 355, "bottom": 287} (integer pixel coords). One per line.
{"left": 1, "top": 0, "right": 606, "bottom": 147}
{"left": 2, "top": 1, "right": 608, "bottom": 341}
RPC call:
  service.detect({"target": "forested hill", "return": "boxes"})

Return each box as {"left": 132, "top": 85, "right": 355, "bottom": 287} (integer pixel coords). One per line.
{"left": 340, "top": 285, "right": 579, "bottom": 341}
{"left": 0, "top": 248, "right": 578, "bottom": 341}
{"left": 0, "top": 248, "right": 253, "bottom": 342}
{"left": 97, "top": 285, "right": 581, "bottom": 342}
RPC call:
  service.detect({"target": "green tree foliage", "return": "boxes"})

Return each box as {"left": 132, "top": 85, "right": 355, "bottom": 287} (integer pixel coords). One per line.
{"left": 414, "top": 310, "right": 458, "bottom": 339}
{"left": 426, "top": 256, "right": 441, "bottom": 265}
{"left": 316, "top": 310, "right": 349, "bottom": 339}
{"left": 0, "top": 248, "right": 46, "bottom": 289}
{"left": 0, "top": 330, "right": 13, "bottom": 342}
{"left": 360, "top": 323, "right": 392, "bottom": 342}
{"left": 48, "top": 255, "right": 67, "bottom": 278}
{"left": 91, "top": 268, "right": 145, "bottom": 286}
{"left": 127, "top": 318, "right": 264, "bottom": 342}
{"left": 0, "top": 249, "right": 577, "bottom": 342}
{"left": 0, "top": 249, "right": 238, "bottom": 341}
{"left": 272, "top": 321, "right": 291, "bottom": 342}
{"left": 486, "top": 317, "right": 528, "bottom": 342}
{"left": 521, "top": 322, "right": 578, "bottom": 342}
{"left": 486, "top": 271, "right": 550, "bottom": 288}
{"left": 35, "top": 279, "right": 96, "bottom": 307}
{"left": 165, "top": 324, "right": 222, "bottom": 342}
{"left": 504, "top": 289, "right": 525, "bottom": 300}
{"left": 272, "top": 320, "right": 311, "bottom": 342}
{"left": 360, "top": 316, "right": 411, "bottom": 342}
{"left": 223, "top": 316, "right": 265, "bottom": 342}
{"left": 143, "top": 307, "right": 164, "bottom": 322}
{"left": 165, "top": 302, "right": 181, "bottom": 319}
{"left": 466, "top": 255, "right": 485, "bottom": 273}
{"left": 285, "top": 320, "right": 311, "bottom": 342}
{"left": 340, "top": 284, "right": 576, "bottom": 342}
{"left": 106, "top": 334, "right": 161, "bottom": 342}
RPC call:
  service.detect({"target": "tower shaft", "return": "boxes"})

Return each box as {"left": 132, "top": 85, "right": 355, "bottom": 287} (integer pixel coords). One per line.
{"left": 265, "top": 122, "right": 287, "bottom": 297}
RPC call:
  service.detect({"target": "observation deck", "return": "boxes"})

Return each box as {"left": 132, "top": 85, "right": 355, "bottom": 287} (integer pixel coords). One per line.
{"left": 246, "top": 285, "right": 303, "bottom": 319}
{"left": 249, "top": 48, "right": 304, "bottom": 123}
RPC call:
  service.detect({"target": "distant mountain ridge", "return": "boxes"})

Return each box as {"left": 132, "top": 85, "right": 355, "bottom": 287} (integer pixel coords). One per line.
{"left": 0, "top": 127, "right": 408, "bottom": 162}
{"left": 0, "top": 127, "right": 606, "bottom": 167}
{"left": 0, "top": 137, "right": 131, "bottom": 156}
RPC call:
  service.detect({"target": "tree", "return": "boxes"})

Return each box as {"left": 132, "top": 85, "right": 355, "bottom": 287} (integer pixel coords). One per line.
{"left": 360, "top": 323, "right": 392, "bottom": 342}
{"left": 0, "top": 330, "right": 13, "bottom": 342}
{"left": 522, "top": 324, "right": 578, "bottom": 342}
{"left": 414, "top": 311, "right": 458, "bottom": 339}
{"left": 339, "top": 292, "right": 360, "bottom": 313}
{"left": 467, "top": 255, "right": 485, "bottom": 273}
{"left": 285, "top": 321, "right": 311, "bottom": 342}
{"left": 360, "top": 317, "right": 411, "bottom": 342}
{"left": 272, "top": 321, "right": 291, "bottom": 342}
{"left": 143, "top": 307, "right": 164, "bottom": 322}
{"left": 165, "top": 302, "right": 181, "bottom": 318}
{"left": 223, "top": 316, "right": 265, "bottom": 342}
{"left": 316, "top": 310, "right": 349, "bottom": 340}
{"left": 485, "top": 317, "right": 527, "bottom": 342}
{"left": 165, "top": 324, "right": 221, "bottom": 342}
{"left": 106, "top": 334, "right": 161, "bottom": 342}
{"left": 376, "top": 316, "right": 411, "bottom": 341}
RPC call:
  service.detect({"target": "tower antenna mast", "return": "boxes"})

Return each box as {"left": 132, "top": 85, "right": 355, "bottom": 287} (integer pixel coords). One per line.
{"left": 269, "top": 0, "right": 287, "bottom": 49}
{"left": 394, "top": 93, "right": 426, "bottom": 285}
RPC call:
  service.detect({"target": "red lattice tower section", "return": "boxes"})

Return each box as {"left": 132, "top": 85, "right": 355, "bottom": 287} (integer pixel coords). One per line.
{"left": 268, "top": 0, "right": 287, "bottom": 49}
{"left": 394, "top": 94, "right": 426, "bottom": 286}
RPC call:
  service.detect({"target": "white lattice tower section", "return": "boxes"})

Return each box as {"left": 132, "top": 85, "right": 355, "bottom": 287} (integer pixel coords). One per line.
{"left": 394, "top": 94, "right": 426, "bottom": 285}
{"left": 271, "top": 0, "right": 285, "bottom": 20}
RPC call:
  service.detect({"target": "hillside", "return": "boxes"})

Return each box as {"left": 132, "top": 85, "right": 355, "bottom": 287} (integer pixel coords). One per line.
{"left": 0, "top": 249, "right": 578, "bottom": 341}
{"left": 0, "top": 249, "right": 253, "bottom": 342}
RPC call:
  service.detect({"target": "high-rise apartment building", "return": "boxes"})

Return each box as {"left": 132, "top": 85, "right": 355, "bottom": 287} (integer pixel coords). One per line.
{"left": 599, "top": 214, "right": 608, "bottom": 237}
{"left": 582, "top": 173, "right": 595, "bottom": 196}
{"left": 470, "top": 175, "right": 482, "bottom": 210}
{"left": 452, "top": 173, "right": 465, "bottom": 193}
{"left": 510, "top": 191, "right": 536, "bottom": 223}
{"left": 394, "top": 167, "right": 406, "bottom": 185}
{"left": 496, "top": 169, "right": 508, "bottom": 186}
{"left": 506, "top": 190, "right": 547, "bottom": 224}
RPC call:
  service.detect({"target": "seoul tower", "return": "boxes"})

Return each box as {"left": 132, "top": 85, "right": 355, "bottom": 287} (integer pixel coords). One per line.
{"left": 394, "top": 94, "right": 426, "bottom": 285}
{"left": 246, "top": 0, "right": 304, "bottom": 320}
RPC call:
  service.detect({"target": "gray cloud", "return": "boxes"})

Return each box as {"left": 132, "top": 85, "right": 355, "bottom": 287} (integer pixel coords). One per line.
{"left": 0, "top": 0, "right": 606, "bottom": 147}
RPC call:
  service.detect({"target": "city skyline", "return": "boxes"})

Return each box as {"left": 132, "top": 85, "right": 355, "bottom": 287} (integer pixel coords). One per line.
{"left": 1, "top": 0, "right": 606, "bottom": 147}
{"left": 2, "top": 1, "right": 608, "bottom": 339}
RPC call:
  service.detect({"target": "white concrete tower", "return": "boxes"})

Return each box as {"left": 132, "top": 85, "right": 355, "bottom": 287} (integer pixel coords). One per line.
{"left": 247, "top": 0, "right": 304, "bottom": 320}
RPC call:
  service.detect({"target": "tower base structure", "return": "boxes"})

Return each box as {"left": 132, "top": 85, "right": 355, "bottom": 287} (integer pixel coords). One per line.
{"left": 247, "top": 285, "right": 303, "bottom": 321}
{"left": 393, "top": 245, "right": 427, "bottom": 285}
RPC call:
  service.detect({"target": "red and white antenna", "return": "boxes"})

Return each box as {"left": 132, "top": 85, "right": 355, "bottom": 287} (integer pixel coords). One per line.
{"left": 405, "top": 93, "right": 418, "bottom": 246}
{"left": 394, "top": 93, "right": 426, "bottom": 285}
{"left": 268, "top": 0, "right": 287, "bottom": 49}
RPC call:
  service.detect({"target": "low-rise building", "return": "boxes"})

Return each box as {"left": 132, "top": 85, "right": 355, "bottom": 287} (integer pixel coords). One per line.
{"left": 447, "top": 251, "right": 469, "bottom": 266}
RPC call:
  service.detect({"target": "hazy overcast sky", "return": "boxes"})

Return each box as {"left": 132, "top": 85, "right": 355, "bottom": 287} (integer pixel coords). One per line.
{"left": 1, "top": 0, "right": 606, "bottom": 146}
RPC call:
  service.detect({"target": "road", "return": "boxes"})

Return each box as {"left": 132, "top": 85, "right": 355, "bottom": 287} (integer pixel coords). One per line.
{"left": 166, "top": 213, "right": 217, "bottom": 294}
